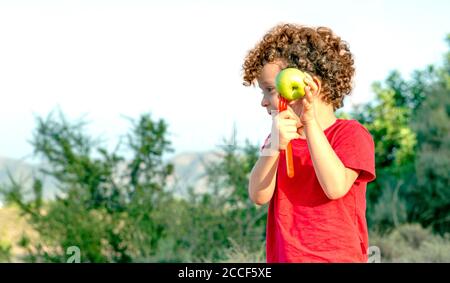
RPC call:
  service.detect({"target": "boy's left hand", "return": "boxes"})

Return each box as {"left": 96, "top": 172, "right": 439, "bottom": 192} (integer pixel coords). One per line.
{"left": 300, "top": 74, "right": 320, "bottom": 126}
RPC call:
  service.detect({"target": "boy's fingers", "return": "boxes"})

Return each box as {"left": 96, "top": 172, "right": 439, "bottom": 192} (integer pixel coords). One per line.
{"left": 285, "top": 126, "right": 299, "bottom": 133}
{"left": 304, "top": 74, "right": 319, "bottom": 93}
{"left": 302, "top": 98, "right": 311, "bottom": 109}
{"left": 277, "top": 121, "right": 294, "bottom": 129}
{"left": 281, "top": 120, "right": 299, "bottom": 127}
{"left": 304, "top": 86, "right": 311, "bottom": 98}
{"left": 278, "top": 108, "right": 295, "bottom": 117}
{"left": 306, "top": 88, "right": 314, "bottom": 102}
{"left": 285, "top": 105, "right": 301, "bottom": 122}
{"left": 283, "top": 116, "right": 302, "bottom": 128}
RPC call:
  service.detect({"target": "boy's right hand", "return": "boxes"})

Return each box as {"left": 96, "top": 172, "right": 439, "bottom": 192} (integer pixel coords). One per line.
{"left": 273, "top": 106, "right": 302, "bottom": 151}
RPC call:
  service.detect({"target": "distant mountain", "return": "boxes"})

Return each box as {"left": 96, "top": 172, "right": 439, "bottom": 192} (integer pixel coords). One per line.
{"left": 0, "top": 156, "right": 34, "bottom": 182}
{"left": 0, "top": 157, "right": 58, "bottom": 205}
{"left": 165, "top": 151, "right": 221, "bottom": 197}
{"left": 0, "top": 151, "right": 221, "bottom": 206}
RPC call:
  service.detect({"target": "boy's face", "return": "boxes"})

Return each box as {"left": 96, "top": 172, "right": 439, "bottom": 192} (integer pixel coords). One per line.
{"left": 257, "top": 61, "right": 303, "bottom": 117}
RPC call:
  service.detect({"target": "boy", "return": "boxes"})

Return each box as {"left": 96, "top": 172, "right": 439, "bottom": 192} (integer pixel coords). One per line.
{"left": 243, "top": 24, "right": 376, "bottom": 263}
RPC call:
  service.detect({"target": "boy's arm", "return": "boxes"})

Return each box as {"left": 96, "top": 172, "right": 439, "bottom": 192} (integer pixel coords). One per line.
{"left": 248, "top": 153, "right": 280, "bottom": 205}
{"left": 304, "top": 119, "right": 359, "bottom": 200}
{"left": 299, "top": 78, "right": 359, "bottom": 200}
{"left": 248, "top": 108, "right": 300, "bottom": 205}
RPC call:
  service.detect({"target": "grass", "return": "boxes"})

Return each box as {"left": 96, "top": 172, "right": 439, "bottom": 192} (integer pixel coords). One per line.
{"left": 217, "top": 238, "right": 265, "bottom": 263}
{"left": 0, "top": 205, "right": 38, "bottom": 262}
{"left": 1, "top": 205, "right": 449, "bottom": 263}
{"left": 216, "top": 224, "right": 450, "bottom": 263}
{"left": 369, "top": 223, "right": 450, "bottom": 263}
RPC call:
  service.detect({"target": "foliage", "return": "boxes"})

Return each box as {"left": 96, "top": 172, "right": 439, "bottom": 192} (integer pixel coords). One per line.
{"left": 0, "top": 238, "right": 12, "bottom": 263}
{"left": 0, "top": 113, "right": 265, "bottom": 263}
{"left": 351, "top": 34, "right": 450, "bottom": 234}
{"left": 150, "top": 129, "right": 266, "bottom": 262}
{"left": 1, "top": 111, "right": 173, "bottom": 262}
{"left": 409, "top": 70, "right": 450, "bottom": 234}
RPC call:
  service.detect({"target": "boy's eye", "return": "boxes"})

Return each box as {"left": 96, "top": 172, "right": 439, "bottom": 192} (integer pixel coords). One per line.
{"left": 260, "top": 86, "right": 276, "bottom": 96}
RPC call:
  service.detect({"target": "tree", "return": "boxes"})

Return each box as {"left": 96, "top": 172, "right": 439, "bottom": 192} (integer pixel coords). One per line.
{"left": 203, "top": 128, "right": 266, "bottom": 250}
{"left": 1, "top": 110, "right": 174, "bottom": 262}
{"left": 409, "top": 36, "right": 450, "bottom": 234}
{"left": 352, "top": 34, "right": 450, "bottom": 233}
{"left": 164, "top": 128, "right": 267, "bottom": 262}
{"left": 352, "top": 80, "right": 417, "bottom": 231}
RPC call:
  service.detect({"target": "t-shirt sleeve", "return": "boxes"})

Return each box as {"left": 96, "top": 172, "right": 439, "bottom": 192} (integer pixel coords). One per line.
{"left": 333, "top": 121, "right": 376, "bottom": 183}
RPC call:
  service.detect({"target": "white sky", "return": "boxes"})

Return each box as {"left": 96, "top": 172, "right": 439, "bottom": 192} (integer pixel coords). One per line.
{"left": 0, "top": 0, "right": 449, "bottom": 161}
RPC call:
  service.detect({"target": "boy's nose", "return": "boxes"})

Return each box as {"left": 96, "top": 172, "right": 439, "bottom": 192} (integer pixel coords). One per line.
{"left": 261, "top": 97, "right": 270, "bottom": 107}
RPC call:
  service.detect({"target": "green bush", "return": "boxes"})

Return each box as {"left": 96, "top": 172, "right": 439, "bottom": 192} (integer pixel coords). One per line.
{"left": 0, "top": 238, "right": 12, "bottom": 263}
{"left": 1, "top": 111, "right": 174, "bottom": 262}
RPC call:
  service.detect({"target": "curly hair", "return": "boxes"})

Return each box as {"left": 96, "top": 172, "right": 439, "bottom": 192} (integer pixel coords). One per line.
{"left": 242, "top": 23, "right": 355, "bottom": 110}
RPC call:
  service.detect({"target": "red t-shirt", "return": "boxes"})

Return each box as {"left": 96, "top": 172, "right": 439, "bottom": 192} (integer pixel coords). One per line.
{"left": 263, "top": 119, "right": 376, "bottom": 263}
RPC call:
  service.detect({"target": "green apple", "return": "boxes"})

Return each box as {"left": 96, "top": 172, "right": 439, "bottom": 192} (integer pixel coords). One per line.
{"left": 275, "top": 68, "right": 307, "bottom": 100}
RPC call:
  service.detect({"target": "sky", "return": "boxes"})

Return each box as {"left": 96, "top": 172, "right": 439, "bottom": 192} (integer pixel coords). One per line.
{"left": 0, "top": 0, "right": 449, "bottom": 162}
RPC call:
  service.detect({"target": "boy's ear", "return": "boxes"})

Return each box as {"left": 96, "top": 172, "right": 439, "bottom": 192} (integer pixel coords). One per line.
{"left": 312, "top": 76, "right": 322, "bottom": 93}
